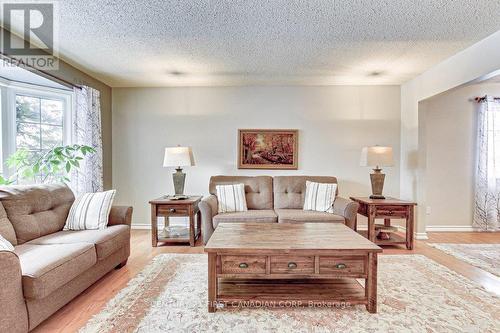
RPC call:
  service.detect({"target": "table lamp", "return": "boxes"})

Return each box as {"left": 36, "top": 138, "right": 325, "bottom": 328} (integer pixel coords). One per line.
{"left": 360, "top": 146, "right": 393, "bottom": 199}
{"left": 163, "top": 146, "right": 195, "bottom": 196}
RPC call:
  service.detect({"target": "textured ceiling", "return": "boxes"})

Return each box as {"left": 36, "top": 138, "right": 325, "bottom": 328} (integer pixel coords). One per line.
{"left": 7, "top": 0, "right": 500, "bottom": 87}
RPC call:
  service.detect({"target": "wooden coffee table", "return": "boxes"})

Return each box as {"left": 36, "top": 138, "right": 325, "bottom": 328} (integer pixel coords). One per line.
{"left": 204, "top": 223, "right": 382, "bottom": 313}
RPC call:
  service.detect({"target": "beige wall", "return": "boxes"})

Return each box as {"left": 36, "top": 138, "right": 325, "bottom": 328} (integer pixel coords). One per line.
{"left": 401, "top": 30, "right": 500, "bottom": 236}
{"left": 112, "top": 86, "right": 401, "bottom": 225}
{"left": 418, "top": 83, "right": 500, "bottom": 229}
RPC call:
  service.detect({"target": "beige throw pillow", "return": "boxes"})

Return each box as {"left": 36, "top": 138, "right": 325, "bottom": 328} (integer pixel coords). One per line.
{"left": 216, "top": 183, "right": 248, "bottom": 213}
{"left": 303, "top": 181, "right": 337, "bottom": 213}
{"left": 64, "top": 190, "right": 116, "bottom": 230}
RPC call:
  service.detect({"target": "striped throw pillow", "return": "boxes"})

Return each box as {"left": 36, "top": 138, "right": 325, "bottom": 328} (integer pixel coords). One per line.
{"left": 216, "top": 184, "right": 248, "bottom": 213}
{"left": 0, "top": 234, "right": 14, "bottom": 251}
{"left": 64, "top": 190, "right": 116, "bottom": 230}
{"left": 303, "top": 181, "right": 337, "bottom": 213}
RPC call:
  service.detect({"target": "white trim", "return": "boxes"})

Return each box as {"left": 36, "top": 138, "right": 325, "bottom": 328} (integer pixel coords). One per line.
{"left": 391, "top": 226, "right": 429, "bottom": 239}
{"left": 10, "top": 87, "right": 73, "bottom": 145}
{"left": 415, "top": 232, "right": 429, "bottom": 240}
{"left": 426, "top": 225, "right": 480, "bottom": 232}
{"left": 357, "top": 225, "right": 407, "bottom": 232}
{"left": 133, "top": 223, "right": 432, "bottom": 241}
{"left": 131, "top": 224, "right": 151, "bottom": 230}
{"left": 357, "top": 224, "right": 428, "bottom": 239}
{"left": 1, "top": 81, "right": 73, "bottom": 179}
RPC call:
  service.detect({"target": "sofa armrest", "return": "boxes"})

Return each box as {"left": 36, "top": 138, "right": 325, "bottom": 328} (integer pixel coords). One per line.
{"left": 108, "top": 206, "right": 133, "bottom": 226}
{"left": 0, "top": 251, "right": 29, "bottom": 333}
{"left": 199, "top": 195, "right": 218, "bottom": 245}
{"left": 332, "top": 196, "right": 359, "bottom": 230}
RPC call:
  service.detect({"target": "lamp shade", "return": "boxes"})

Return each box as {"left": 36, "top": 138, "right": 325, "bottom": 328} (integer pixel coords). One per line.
{"left": 163, "top": 146, "right": 195, "bottom": 167}
{"left": 360, "top": 146, "right": 394, "bottom": 167}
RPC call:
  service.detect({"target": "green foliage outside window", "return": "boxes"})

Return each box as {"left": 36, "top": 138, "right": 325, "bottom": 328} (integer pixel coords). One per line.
{"left": 0, "top": 144, "right": 95, "bottom": 185}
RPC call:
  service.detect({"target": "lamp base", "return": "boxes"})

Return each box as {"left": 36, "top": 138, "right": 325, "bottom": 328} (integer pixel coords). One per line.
{"left": 172, "top": 168, "right": 186, "bottom": 196}
{"left": 164, "top": 194, "right": 189, "bottom": 200}
{"left": 369, "top": 194, "right": 386, "bottom": 200}
{"left": 369, "top": 168, "right": 386, "bottom": 199}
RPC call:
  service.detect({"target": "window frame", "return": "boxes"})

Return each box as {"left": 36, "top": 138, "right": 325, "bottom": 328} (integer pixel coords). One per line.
{"left": 0, "top": 77, "right": 73, "bottom": 179}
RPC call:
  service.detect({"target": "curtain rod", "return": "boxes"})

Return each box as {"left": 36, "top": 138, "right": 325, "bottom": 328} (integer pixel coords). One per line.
{"left": 0, "top": 52, "right": 82, "bottom": 90}
{"left": 475, "top": 95, "right": 500, "bottom": 102}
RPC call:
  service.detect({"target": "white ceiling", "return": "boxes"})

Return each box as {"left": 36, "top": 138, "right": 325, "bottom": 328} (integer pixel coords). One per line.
{"left": 0, "top": 66, "right": 68, "bottom": 89}
{"left": 7, "top": 0, "right": 500, "bottom": 87}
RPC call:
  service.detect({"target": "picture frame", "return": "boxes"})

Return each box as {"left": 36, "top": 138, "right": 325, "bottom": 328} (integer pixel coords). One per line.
{"left": 238, "top": 129, "right": 298, "bottom": 169}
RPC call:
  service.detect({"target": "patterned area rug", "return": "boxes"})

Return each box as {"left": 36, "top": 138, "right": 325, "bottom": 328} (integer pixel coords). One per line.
{"left": 81, "top": 254, "right": 500, "bottom": 333}
{"left": 428, "top": 243, "right": 500, "bottom": 277}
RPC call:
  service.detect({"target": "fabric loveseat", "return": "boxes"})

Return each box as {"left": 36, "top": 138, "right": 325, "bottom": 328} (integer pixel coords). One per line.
{"left": 200, "top": 175, "right": 359, "bottom": 244}
{"left": 0, "top": 184, "right": 133, "bottom": 333}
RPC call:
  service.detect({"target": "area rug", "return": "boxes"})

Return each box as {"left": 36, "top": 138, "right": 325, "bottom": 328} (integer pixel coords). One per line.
{"left": 80, "top": 254, "right": 500, "bottom": 333}
{"left": 428, "top": 243, "right": 500, "bottom": 277}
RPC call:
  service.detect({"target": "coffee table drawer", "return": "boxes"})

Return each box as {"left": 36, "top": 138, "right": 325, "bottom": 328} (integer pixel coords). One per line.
{"left": 270, "top": 256, "right": 314, "bottom": 274}
{"left": 221, "top": 255, "right": 266, "bottom": 274}
{"left": 319, "top": 256, "right": 365, "bottom": 275}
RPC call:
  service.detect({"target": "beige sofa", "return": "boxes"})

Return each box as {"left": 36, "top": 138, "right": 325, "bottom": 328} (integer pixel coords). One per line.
{"left": 0, "top": 184, "right": 133, "bottom": 333}
{"left": 200, "top": 175, "right": 359, "bottom": 244}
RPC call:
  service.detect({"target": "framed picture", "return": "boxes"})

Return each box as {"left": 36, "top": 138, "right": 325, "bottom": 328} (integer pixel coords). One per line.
{"left": 238, "top": 129, "right": 298, "bottom": 169}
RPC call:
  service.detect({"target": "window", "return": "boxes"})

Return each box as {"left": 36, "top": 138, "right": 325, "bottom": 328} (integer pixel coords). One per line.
{"left": 1, "top": 79, "right": 72, "bottom": 182}
{"left": 16, "top": 94, "right": 65, "bottom": 165}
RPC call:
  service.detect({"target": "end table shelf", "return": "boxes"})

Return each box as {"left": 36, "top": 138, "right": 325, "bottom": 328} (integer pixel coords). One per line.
{"left": 358, "top": 230, "right": 406, "bottom": 246}
{"left": 149, "top": 196, "right": 202, "bottom": 247}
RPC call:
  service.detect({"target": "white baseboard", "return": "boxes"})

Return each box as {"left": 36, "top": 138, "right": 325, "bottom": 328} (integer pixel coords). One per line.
{"left": 426, "top": 225, "right": 479, "bottom": 232}
{"left": 131, "top": 224, "right": 151, "bottom": 230}
{"left": 415, "top": 232, "right": 429, "bottom": 240}
{"left": 133, "top": 223, "right": 432, "bottom": 240}
{"left": 358, "top": 225, "right": 407, "bottom": 232}
{"left": 358, "top": 225, "right": 428, "bottom": 239}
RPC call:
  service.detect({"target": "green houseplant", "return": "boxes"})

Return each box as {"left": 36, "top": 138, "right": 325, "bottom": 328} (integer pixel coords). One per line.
{"left": 0, "top": 144, "right": 95, "bottom": 185}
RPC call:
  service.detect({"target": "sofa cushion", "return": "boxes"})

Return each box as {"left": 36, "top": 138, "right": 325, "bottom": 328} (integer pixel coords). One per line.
{"left": 28, "top": 225, "right": 130, "bottom": 260}
{"left": 213, "top": 210, "right": 277, "bottom": 227}
{"left": 0, "top": 202, "right": 17, "bottom": 245}
{"left": 275, "top": 209, "right": 345, "bottom": 223}
{"left": 209, "top": 176, "right": 273, "bottom": 210}
{"left": 14, "top": 243, "right": 96, "bottom": 299}
{"left": 0, "top": 184, "right": 75, "bottom": 244}
{"left": 273, "top": 176, "right": 338, "bottom": 209}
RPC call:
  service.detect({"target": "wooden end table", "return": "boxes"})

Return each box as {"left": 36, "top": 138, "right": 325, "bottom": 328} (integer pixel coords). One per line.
{"left": 205, "top": 223, "right": 382, "bottom": 313}
{"left": 350, "top": 197, "right": 416, "bottom": 250}
{"left": 149, "top": 196, "right": 202, "bottom": 247}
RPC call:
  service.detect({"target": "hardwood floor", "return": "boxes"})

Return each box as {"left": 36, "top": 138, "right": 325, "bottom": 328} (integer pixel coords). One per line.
{"left": 33, "top": 230, "right": 500, "bottom": 333}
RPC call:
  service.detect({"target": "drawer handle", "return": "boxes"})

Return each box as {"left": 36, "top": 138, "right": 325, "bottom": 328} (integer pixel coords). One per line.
{"left": 287, "top": 262, "right": 297, "bottom": 269}
{"left": 387, "top": 210, "right": 393, "bottom": 215}
{"left": 335, "top": 263, "right": 347, "bottom": 269}
{"left": 239, "top": 263, "right": 248, "bottom": 269}
{"left": 169, "top": 208, "right": 176, "bottom": 213}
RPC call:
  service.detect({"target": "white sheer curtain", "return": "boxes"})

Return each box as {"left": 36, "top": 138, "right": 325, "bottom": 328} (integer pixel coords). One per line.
{"left": 70, "top": 86, "right": 103, "bottom": 194}
{"left": 474, "top": 96, "right": 500, "bottom": 231}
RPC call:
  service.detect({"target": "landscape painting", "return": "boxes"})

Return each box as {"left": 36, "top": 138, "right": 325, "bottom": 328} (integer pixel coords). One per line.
{"left": 238, "top": 129, "right": 298, "bottom": 169}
